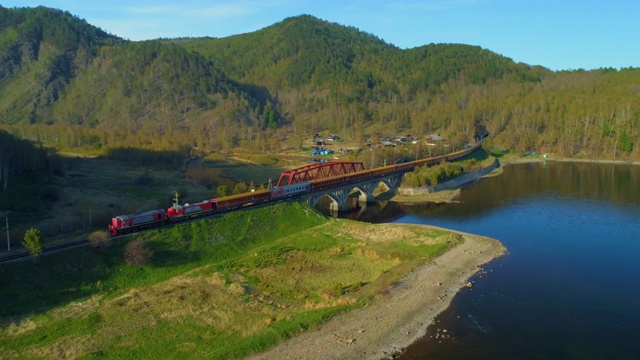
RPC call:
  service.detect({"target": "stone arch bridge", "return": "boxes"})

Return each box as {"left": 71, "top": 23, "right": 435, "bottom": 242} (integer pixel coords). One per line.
{"left": 299, "top": 172, "right": 405, "bottom": 212}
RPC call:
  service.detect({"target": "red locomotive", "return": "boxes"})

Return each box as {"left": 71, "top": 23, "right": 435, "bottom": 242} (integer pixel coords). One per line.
{"left": 109, "top": 209, "right": 167, "bottom": 235}
{"left": 167, "top": 199, "right": 215, "bottom": 221}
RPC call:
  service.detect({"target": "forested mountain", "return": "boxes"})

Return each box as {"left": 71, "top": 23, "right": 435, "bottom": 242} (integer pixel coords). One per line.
{"left": 0, "top": 6, "right": 638, "bottom": 159}
{"left": 0, "top": 6, "right": 264, "bottom": 152}
{"left": 178, "top": 15, "right": 542, "bottom": 92}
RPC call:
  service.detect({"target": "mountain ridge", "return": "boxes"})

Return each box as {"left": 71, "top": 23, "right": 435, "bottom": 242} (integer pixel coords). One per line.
{"left": 0, "top": 6, "right": 637, "bottom": 159}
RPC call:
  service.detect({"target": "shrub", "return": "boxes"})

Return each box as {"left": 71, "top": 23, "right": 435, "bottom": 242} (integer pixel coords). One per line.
{"left": 233, "top": 182, "right": 248, "bottom": 194}
{"left": 217, "top": 185, "right": 229, "bottom": 197}
{"left": 124, "top": 238, "right": 153, "bottom": 265}
{"left": 22, "top": 228, "right": 44, "bottom": 257}
{"left": 89, "top": 230, "right": 112, "bottom": 252}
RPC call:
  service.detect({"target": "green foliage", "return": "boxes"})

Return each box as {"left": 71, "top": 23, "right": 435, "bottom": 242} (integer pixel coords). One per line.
{"left": 406, "top": 158, "right": 482, "bottom": 187}
{"left": 262, "top": 102, "right": 279, "bottom": 130}
{"left": 21, "top": 228, "right": 44, "bottom": 257}
{"left": 233, "top": 182, "right": 248, "bottom": 194}
{"left": 216, "top": 185, "right": 229, "bottom": 197}
{"left": 619, "top": 128, "right": 634, "bottom": 153}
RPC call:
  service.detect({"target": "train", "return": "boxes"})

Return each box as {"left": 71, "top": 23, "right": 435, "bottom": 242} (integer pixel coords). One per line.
{"left": 109, "top": 182, "right": 312, "bottom": 236}
{"left": 108, "top": 142, "right": 481, "bottom": 236}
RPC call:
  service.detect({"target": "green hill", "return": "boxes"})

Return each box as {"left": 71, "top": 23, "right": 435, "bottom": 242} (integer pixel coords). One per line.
{"left": 0, "top": 202, "right": 464, "bottom": 359}
{"left": 0, "top": 6, "right": 637, "bottom": 159}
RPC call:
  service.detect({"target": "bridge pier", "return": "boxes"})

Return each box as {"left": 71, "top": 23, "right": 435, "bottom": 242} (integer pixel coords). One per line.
{"left": 328, "top": 188, "right": 351, "bottom": 212}
{"left": 302, "top": 188, "right": 351, "bottom": 212}
{"left": 356, "top": 182, "right": 377, "bottom": 204}
{"left": 381, "top": 174, "right": 404, "bottom": 194}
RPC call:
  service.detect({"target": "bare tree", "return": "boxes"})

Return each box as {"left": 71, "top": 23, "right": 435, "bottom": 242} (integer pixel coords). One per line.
{"left": 124, "top": 238, "right": 153, "bottom": 265}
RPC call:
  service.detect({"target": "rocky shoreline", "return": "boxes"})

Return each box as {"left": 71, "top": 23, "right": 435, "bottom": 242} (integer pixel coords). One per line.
{"left": 248, "top": 227, "right": 506, "bottom": 360}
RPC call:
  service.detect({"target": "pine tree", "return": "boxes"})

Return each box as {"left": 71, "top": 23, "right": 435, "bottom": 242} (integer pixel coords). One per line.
{"left": 22, "top": 228, "right": 44, "bottom": 257}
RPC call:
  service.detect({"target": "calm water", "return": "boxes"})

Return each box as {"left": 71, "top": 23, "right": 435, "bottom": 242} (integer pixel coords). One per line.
{"left": 349, "top": 162, "right": 640, "bottom": 359}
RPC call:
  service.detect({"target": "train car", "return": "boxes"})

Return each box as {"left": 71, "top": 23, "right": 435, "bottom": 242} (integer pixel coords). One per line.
{"left": 213, "top": 189, "right": 271, "bottom": 212}
{"left": 109, "top": 209, "right": 167, "bottom": 236}
{"left": 310, "top": 174, "right": 348, "bottom": 191}
{"left": 446, "top": 147, "right": 470, "bottom": 161}
{"left": 342, "top": 169, "right": 374, "bottom": 183}
{"left": 369, "top": 163, "right": 400, "bottom": 178}
{"left": 167, "top": 200, "right": 215, "bottom": 221}
{"left": 395, "top": 161, "right": 417, "bottom": 173}
{"left": 269, "top": 182, "right": 312, "bottom": 201}
{"left": 414, "top": 155, "right": 444, "bottom": 168}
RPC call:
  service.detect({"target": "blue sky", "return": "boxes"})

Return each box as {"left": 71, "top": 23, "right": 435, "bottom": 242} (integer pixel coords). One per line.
{"left": 3, "top": 0, "right": 639, "bottom": 71}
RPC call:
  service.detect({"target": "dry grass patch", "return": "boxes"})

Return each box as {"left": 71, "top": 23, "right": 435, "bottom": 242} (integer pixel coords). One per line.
{"left": 243, "top": 221, "right": 459, "bottom": 311}
{"left": 27, "top": 334, "right": 97, "bottom": 360}
{"left": 330, "top": 222, "right": 453, "bottom": 245}
{"left": 100, "top": 271, "right": 278, "bottom": 337}
{"left": 1, "top": 317, "right": 37, "bottom": 336}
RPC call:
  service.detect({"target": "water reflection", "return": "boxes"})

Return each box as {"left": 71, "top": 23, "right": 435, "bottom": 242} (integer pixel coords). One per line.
{"left": 314, "top": 192, "right": 409, "bottom": 223}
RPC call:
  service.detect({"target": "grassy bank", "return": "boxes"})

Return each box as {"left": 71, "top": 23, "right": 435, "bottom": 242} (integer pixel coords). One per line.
{"left": 0, "top": 203, "right": 461, "bottom": 359}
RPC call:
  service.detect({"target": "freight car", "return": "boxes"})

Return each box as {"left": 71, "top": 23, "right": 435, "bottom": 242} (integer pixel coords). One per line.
{"left": 212, "top": 189, "right": 271, "bottom": 212}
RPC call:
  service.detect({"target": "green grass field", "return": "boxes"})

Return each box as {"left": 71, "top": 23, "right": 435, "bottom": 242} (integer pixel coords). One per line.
{"left": 0, "top": 203, "right": 461, "bottom": 359}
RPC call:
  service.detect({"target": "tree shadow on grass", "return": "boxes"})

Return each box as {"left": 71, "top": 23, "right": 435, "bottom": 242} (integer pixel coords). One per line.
{"left": 0, "top": 236, "right": 203, "bottom": 319}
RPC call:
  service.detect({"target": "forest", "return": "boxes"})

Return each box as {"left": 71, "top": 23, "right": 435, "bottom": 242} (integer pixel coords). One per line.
{"left": 0, "top": 6, "right": 637, "bottom": 162}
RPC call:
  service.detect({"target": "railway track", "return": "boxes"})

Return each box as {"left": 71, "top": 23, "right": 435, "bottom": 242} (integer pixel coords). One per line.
{"left": 0, "top": 239, "right": 89, "bottom": 263}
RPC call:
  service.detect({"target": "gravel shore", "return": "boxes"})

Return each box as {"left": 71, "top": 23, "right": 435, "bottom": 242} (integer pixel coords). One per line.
{"left": 248, "top": 226, "right": 506, "bottom": 360}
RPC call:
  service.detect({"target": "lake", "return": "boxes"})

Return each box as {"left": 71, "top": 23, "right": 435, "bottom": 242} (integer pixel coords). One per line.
{"left": 348, "top": 161, "right": 640, "bottom": 359}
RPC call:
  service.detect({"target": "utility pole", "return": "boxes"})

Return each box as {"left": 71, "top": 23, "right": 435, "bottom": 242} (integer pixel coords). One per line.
{"left": 5, "top": 215, "right": 9, "bottom": 252}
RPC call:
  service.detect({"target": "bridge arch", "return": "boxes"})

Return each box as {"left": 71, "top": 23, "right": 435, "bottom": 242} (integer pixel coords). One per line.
{"left": 301, "top": 173, "right": 405, "bottom": 213}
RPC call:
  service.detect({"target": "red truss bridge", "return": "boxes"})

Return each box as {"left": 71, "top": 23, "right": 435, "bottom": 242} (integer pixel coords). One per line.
{"left": 276, "top": 161, "right": 365, "bottom": 187}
